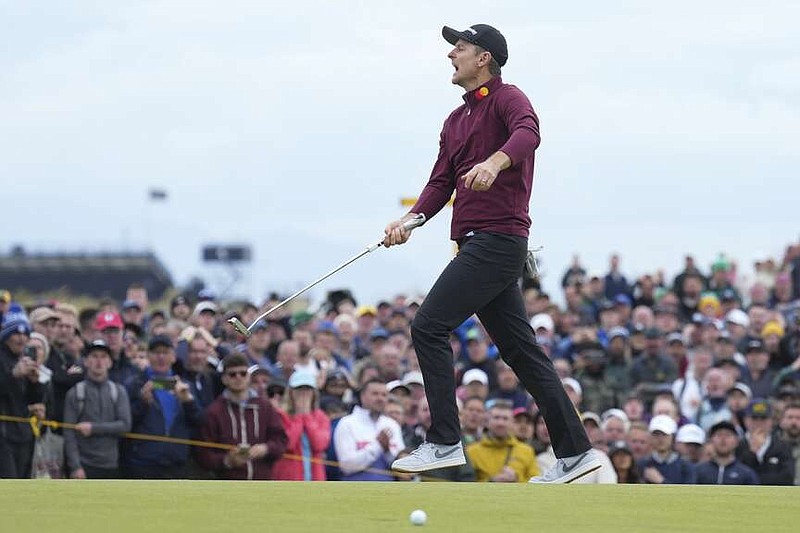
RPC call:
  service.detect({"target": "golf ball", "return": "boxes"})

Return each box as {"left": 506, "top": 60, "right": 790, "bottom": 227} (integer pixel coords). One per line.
{"left": 409, "top": 509, "right": 427, "bottom": 526}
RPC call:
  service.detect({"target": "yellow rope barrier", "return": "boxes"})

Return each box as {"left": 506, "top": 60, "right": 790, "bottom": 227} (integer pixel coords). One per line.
{"left": 0, "top": 414, "right": 441, "bottom": 481}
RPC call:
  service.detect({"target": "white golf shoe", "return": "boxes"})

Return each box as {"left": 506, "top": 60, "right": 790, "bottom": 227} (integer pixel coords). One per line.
{"left": 529, "top": 449, "right": 602, "bottom": 484}
{"left": 391, "top": 441, "right": 466, "bottom": 473}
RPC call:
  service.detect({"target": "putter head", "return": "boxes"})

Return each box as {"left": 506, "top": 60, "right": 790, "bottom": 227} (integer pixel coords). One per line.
{"left": 227, "top": 317, "right": 251, "bottom": 337}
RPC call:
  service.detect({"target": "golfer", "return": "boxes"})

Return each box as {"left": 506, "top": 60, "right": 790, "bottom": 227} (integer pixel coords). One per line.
{"left": 385, "top": 24, "right": 600, "bottom": 483}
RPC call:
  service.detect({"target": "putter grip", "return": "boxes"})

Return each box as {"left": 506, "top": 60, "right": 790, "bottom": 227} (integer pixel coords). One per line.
{"left": 401, "top": 214, "right": 426, "bottom": 231}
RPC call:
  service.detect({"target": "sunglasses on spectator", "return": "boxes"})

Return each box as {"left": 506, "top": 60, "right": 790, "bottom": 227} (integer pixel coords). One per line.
{"left": 226, "top": 370, "right": 248, "bottom": 378}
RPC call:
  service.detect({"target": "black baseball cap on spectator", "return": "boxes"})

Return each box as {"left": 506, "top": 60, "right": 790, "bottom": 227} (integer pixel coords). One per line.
{"left": 87, "top": 339, "right": 112, "bottom": 356}
{"left": 266, "top": 378, "right": 287, "bottom": 398}
{"left": 708, "top": 420, "right": 738, "bottom": 438}
{"left": 442, "top": 24, "right": 508, "bottom": 67}
{"left": 715, "top": 358, "right": 741, "bottom": 370}
{"left": 776, "top": 384, "right": 800, "bottom": 400}
{"left": 720, "top": 288, "right": 737, "bottom": 302}
{"left": 745, "top": 339, "right": 766, "bottom": 353}
{"left": 148, "top": 334, "right": 174, "bottom": 351}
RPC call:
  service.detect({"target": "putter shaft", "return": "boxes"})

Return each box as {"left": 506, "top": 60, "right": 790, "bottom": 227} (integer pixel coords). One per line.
{"left": 228, "top": 214, "right": 425, "bottom": 336}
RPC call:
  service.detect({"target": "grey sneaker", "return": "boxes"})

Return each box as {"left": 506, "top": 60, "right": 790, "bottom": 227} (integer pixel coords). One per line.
{"left": 528, "top": 449, "right": 602, "bottom": 483}
{"left": 391, "top": 441, "right": 466, "bottom": 473}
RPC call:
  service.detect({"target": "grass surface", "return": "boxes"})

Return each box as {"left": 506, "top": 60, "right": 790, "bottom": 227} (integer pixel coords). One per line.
{"left": 0, "top": 481, "right": 797, "bottom": 532}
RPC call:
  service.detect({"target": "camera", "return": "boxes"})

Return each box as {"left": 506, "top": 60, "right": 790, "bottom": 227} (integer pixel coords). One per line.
{"left": 23, "top": 345, "right": 37, "bottom": 359}
{"left": 151, "top": 376, "right": 178, "bottom": 391}
{"left": 236, "top": 444, "right": 251, "bottom": 456}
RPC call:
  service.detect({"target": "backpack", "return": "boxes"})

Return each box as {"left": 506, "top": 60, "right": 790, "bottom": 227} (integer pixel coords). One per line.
{"left": 75, "top": 380, "right": 120, "bottom": 419}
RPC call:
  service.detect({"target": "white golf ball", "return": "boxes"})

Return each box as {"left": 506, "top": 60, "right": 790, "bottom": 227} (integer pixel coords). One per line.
{"left": 409, "top": 509, "right": 427, "bottom": 526}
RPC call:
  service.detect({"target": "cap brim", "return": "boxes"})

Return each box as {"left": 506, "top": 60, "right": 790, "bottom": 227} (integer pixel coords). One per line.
{"left": 442, "top": 26, "right": 474, "bottom": 46}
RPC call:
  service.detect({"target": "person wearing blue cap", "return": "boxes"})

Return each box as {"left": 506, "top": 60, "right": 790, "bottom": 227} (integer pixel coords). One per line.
{"left": 0, "top": 304, "right": 46, "bottom": 478}
{"left": 383, "top": 23, "right": 599, "bottom": 483}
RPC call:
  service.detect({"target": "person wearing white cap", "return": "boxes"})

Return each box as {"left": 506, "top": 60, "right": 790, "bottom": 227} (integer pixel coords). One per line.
{"left": 601, "top": 409, "right": 630, "bottom": 444}
{"left": 638, "top": 415, "right": 697, "bottom": 484}
{"left": 724, "top": 309, "right": 750, "bottom": 345}
{"left": 271, "top": 371, "right": 332, "bottom": 481}
{"left": 529, "top": 313, "right": 555, "bottom": 343}
{"left": 192, "top": 301, "right": 219, "bottom": 334}
{"left": 461, "top": 368, "right": 490, "bottom": 401}
{"left": 675, "top": 424, "right": 706, "bottom": 465}
{"left": 561, "top": 377, "right": 583, "bottom": 410}
{"left": 675, "top": 423, "right": 706, "bottom": 464}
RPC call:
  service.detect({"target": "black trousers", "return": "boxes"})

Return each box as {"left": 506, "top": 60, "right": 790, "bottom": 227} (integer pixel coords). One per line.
{"left": 411, "top": 232, "right": 590, "bottom": 458}
{"left": 124, "top": 462, "right": 188, "bottom": 480}
{"left": 83, "top": 465, "right": 120, "bottom": 479}
{"left": 0, "top": 438, "right": 34, "bottom": 479}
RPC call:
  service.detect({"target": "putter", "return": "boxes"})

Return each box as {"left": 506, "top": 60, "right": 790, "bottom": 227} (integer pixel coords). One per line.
{"left": 228, "top": 214, "right": 426, "bottom": 337}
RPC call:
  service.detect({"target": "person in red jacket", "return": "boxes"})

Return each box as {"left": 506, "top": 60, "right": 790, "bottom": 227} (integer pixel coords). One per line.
{"left": 272, "top": 371, "right": 331, "bottom": 480}
{"left": 196, "top": 353, "right": 287, "bottom": 480}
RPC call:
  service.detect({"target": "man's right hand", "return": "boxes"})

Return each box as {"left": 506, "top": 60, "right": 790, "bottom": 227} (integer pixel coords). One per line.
{"left": 383, "top": 213, "right": 420, "bottom": 248}
{"left": 12, "top": 357, "right": 36, "bottom": 379}
{"left": 376, "top": 428, "right": 392, "bottom": 452}
{"left": 140, "top": 381, "right": 155, "bottom": 405}
{"left": 490, "top": 466, "right": 517, "bottom": 482}
{"left": 71, "top": 468, "right": 87, "bottom": 480}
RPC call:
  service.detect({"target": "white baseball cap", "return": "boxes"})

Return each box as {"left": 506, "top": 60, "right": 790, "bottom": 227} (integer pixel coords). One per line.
{"left": 725, "top": 309, "right": 750, "bottom": 329}
{"left": 402, "top": 371, "right": 425, "bottom": 387}
{"left": 649, "top": 414, "right": 678, "bottom": 435}
{"left": 462, "top": 368, "right": 489, "bottom": 386}
{"left": 530, "top": 313, "right": 555, "bottom": 333}
{"left": 675, "top": 423, "right": 705, "bottom": 445}
{"left": 561, "top": 377, "right": 582, "bottom": 397}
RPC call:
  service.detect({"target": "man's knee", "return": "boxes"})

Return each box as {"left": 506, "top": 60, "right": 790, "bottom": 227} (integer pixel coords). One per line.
{"left": 411, "top": 311, "right": 448, "bottom": 341}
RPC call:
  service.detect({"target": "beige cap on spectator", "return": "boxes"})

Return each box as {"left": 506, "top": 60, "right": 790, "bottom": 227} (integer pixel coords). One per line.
{"left": 29, "top": 307, "right": 58, "bottom": 324}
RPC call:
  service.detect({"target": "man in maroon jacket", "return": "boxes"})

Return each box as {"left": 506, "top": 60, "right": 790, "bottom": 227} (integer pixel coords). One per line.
{"left": 385, "top": 24, "right": 599, "bottom": 483}
{"left": 196, "top": 353, "right": 287, "bottom": 480}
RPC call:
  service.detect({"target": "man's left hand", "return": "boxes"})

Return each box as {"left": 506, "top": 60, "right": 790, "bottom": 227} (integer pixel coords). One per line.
{"left": 461, "top": 161, "right": 499, "bottom": 191}
{"left": 173, "top": 380, "right": 194, "bottom": 403}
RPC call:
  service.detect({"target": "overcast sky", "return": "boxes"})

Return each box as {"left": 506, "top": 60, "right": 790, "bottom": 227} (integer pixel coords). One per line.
{"left": 2, "top": 1, "right": 799, "bottom": 305}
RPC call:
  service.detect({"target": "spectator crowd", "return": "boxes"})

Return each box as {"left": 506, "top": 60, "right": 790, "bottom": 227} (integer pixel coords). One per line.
{"left": 2, "top": 242, "right": 800, "bottom": 485}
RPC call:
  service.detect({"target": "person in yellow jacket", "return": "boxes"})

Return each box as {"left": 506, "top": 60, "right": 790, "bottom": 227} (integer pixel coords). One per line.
{"left": 466, "top": 400, "right": 540, "bottom": 482}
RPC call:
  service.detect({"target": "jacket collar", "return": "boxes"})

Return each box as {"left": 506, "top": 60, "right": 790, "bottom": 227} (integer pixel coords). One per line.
{"left": 462, "top": 76, "right": 503, "bottom": 108}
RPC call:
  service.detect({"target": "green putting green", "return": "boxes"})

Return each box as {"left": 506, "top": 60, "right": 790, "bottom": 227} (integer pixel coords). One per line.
{"left": 0, "top": 481, "right": 796, "bottom": 532}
